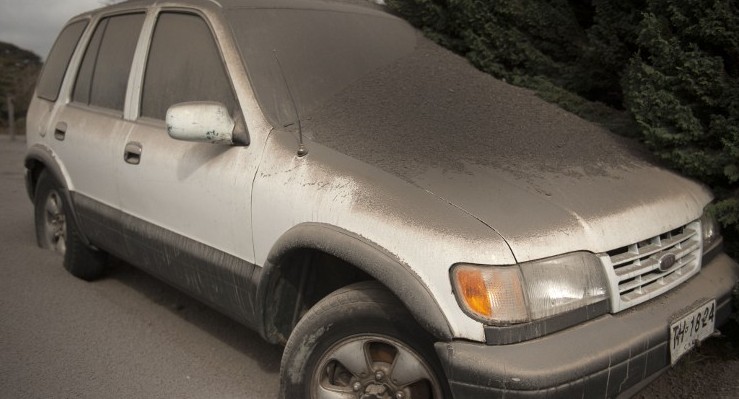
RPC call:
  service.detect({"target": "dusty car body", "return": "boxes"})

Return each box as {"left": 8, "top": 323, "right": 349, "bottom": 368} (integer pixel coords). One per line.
{"left": 24, "top": 0, "right": 739, "bottom": 398}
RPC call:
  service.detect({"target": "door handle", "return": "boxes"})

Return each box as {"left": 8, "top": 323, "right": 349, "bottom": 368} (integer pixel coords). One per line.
{"left": 124, "top": 142, "right": 143, "bottom": 165}
{"left": 54, "top": 122, "right": 67, "bottom": 141}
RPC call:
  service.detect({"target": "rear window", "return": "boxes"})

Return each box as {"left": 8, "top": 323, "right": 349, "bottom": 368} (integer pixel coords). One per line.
{"left": 37, "top": 20, "right": 88, "bottom": 102}
{"left": 73, "top": 13, "right": 145, "bottom": 111}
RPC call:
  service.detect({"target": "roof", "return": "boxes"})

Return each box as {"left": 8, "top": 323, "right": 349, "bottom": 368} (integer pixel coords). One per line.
{"left": 97, "top": 0, "right": 386, "bottom": 11}
{"left": 69, "top": 0, "right": 388, "bottom": 23}
{"left": 220, "top": 0, "right": 386, "bottom": 9}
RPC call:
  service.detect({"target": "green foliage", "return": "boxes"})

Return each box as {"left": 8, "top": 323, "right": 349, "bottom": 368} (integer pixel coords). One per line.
{"left": 577, "top": 0, "right": 645, "bottom": 104}
{"left": 388, "top": 0, "right": 739, "bottom": 261}
{"left": 621, "top": 1, "right": 739, "bottom": 258}
{"left": 713, "top": 198, "right": 739, "bottom": 258}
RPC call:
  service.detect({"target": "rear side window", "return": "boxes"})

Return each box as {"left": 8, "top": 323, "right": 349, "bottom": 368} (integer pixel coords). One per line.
{"left": 73, "top": 13, "right": 145, "bottom": 111}
{"left": 37, "top": 20, "right": 88, "bottom": 102}
{"left": 140, "top": 12, "right": 236, "bottom": 120}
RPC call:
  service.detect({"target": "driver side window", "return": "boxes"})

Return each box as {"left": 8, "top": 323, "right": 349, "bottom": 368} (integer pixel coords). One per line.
{"left": 140, "top": 12, "right": 237, "bottom": 120}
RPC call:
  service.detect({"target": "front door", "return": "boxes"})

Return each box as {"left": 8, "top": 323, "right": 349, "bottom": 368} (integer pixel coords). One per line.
{"left": 117, "top": 11, "right": 262, "bottom": 324}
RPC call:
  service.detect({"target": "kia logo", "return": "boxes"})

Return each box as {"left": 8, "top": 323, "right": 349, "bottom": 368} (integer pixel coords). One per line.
{"left": 658, "top": 253, "right": 677, "bottom": 272}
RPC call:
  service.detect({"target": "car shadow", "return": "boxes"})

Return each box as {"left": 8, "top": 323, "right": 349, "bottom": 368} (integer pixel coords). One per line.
{"left": 102, "top": 256, "right": 283, "bottom": 374}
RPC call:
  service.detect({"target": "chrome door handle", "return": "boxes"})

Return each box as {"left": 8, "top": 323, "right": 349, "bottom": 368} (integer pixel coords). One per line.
{"left": 124, "top": 142, "right": 143, "bottom": 165}
{"left": 54, "top": 122, "right": 67, "bottom": 141}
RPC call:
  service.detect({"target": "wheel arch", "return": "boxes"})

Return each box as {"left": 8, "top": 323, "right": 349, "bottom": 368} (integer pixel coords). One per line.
{"left": 24, "top": 144, "right": 91, "bottom": 246}
{"left": 257, "top": 222, "right": 453, "bottom": 345}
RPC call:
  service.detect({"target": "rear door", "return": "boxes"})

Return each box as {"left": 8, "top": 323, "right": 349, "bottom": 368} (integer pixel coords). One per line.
{"left": 47, "top": 12, "right": 145, "bottom": 255}
{"left": 117, "top": 11, "right": 261, "bottom": 323}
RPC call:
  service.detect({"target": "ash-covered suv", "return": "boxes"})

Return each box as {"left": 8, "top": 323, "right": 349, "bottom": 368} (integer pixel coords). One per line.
{"left": 25, "top": 0, "right": 739, "bottom": 398}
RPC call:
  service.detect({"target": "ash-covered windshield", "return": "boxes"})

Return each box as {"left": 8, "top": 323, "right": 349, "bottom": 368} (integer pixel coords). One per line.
{"left": 228, "top": 7, "right": 417, "bottom": 127}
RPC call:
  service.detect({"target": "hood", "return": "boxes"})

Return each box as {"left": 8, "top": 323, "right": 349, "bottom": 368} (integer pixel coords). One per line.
{"left": 303, "top": 36, "right": 712, "bottom": 262}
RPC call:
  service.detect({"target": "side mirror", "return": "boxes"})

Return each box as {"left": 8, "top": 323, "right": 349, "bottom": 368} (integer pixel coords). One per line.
{"left": 166, "top": 101, "right": 235, "bottom": 144}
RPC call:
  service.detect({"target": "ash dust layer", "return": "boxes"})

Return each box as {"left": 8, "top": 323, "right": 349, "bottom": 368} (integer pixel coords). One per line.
{"left": 304, "top": 35, "right": 654, "bottom": 181}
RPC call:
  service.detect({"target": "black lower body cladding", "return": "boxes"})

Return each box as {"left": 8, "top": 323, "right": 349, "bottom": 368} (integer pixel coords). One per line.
{"left": 71, "top": 193, "right": 262, "bottom": 328}
{"left": 435, "top": 253, "right": 739, "bottom": 398}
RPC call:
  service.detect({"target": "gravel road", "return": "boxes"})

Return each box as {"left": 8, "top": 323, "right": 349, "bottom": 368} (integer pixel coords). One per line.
{"left": 1, "top": 134, "right": 738, "bottom": 398}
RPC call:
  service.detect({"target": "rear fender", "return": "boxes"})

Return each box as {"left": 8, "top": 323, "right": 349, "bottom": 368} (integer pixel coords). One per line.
{"left": 24, "top": 143, "right": 90, "bottom": 246}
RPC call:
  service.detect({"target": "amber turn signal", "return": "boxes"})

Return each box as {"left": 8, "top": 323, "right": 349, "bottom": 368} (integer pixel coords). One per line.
{"left": 452, "top": 265, "right": 528, "bottom": 324}
{"left": 454, "top": 268, "right": 493, "bottom": 318}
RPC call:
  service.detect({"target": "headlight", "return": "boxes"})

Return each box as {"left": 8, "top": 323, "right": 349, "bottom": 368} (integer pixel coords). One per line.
{"left": 451, "top": 252, "right": 608, "bottom": 325}
{"left": 700, "top": 211, "right": 721, "bottom": 252}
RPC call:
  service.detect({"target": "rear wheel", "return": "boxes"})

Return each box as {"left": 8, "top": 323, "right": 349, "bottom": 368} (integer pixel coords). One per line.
{"left": 280, "top": 281, "right": 449, "bottom": 399}
{"left": 34, "top": 170, "right": 107, "bottom": 280}
{"left": 36, "top": 179, "right": 67, "bottom": 254}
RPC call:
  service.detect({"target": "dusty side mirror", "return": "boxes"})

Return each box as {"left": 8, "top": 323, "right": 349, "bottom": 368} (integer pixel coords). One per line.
{"left": 166, "top": 101, "right": 235, "bottom": 144}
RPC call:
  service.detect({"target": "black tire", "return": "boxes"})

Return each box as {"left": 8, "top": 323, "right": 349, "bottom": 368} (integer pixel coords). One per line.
{"left": 34, "top": 170, "right": 107, "bottom": 281}
{"left": 280, "top": 281, "right": 451, "bottom": 399}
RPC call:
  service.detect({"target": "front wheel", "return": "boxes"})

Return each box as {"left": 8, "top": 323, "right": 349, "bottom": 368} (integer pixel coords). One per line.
{"left": 280, "top": 281, "right": 450, "bottom": 399}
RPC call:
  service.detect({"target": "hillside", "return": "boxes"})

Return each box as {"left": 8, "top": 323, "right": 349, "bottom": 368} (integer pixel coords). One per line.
{"left": 0, "top": 42, "right": 43, "bottom": 134}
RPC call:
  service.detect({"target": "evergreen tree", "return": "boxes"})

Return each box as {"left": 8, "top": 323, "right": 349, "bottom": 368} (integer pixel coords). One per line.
{"left": 622, "top": 0, "right": 739, "bottom": 255}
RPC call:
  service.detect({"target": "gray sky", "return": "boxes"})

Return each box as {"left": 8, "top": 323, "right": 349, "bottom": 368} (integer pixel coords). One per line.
{"left": 0, "top": 0, "right": 110, "bottom": 59}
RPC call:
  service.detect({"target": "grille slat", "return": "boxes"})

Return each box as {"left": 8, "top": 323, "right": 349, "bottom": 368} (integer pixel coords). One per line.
{"left": 613, "top": 241, "right": 701, "bottom": 279}
{"left": 602, "top": 220, "right": 703, "bottom": 312}
{"left": 609, "top": 227, "right": 698, "bottom": 267}
{"left": 617, "top": 254, "right": 697, "bottom": 293}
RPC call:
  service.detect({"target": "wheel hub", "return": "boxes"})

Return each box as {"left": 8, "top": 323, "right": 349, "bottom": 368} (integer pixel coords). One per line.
{"left": 354, "top": 366, "right": 406, "bottom": 399}
{"left": 43, "top": 191, "right": 67, "bottom": 254}
{"left": 51, "top": 215, "right": 65, "bottom": 235}
{"left": 360, "top": 382, "right": 388, "bottom": 399}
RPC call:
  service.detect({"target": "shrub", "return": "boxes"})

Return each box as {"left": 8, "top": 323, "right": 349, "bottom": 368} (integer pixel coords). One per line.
{"left": 622, "top": 1, "right": 739, "bottom": 257}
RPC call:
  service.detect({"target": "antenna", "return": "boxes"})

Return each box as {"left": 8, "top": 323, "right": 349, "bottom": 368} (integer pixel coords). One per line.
{"left": 273, "top": 50, "right": 308, "bottom": 157}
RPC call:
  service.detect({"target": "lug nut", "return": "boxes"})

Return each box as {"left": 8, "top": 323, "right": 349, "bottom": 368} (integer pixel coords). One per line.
{"left": 395, "top": 391, "right": 405, "bottom": 399}
{"left": 352, "top": 382, "right": 362, "bottom": 392}
{"left": 375, "top": 370, "right": 385, "bottom": 381}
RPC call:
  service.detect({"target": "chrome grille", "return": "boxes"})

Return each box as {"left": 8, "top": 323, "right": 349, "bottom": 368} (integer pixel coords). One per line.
{"left": 601, "top": 221, "right": 702, "bottom": 312}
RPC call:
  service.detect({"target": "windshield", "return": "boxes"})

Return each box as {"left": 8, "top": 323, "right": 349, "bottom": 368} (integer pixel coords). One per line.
{"left": 228, "top": 7, "right": 417, "bottom": 127}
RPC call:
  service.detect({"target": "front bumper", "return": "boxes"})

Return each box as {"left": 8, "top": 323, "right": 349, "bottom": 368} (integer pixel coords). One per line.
{"left": 436, "top": 252, "right": 739, "bottom": 398}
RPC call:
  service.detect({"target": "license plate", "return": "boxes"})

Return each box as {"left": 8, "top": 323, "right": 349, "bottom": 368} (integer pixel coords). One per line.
{"left": 669, "top": 299, "right": 716, "bottom": 364}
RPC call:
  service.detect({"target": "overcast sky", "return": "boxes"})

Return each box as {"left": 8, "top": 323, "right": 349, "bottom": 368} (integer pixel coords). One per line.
{"left": 0, "top": 0, "right": 111, "bottom": 59}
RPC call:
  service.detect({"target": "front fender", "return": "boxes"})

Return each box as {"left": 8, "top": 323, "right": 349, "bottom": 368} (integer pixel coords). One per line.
{"left": 257, "top": 222, "right": 453, "bottom": 341}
